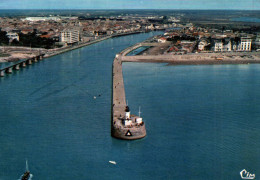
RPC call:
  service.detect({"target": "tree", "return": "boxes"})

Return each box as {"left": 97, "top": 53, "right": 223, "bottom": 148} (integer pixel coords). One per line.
{"left": 18, "top": 32, "right": 55, "bottom": 49}
{"left": 0, "top": 31, "right": 9, "bottom": 45}
{"left": 11, "top": 39, "right": 20, "bottom": 46}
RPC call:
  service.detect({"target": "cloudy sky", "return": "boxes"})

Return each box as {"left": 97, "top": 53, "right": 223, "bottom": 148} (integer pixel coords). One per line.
{"left": 0, "top": 0, "right": 259, "bottom": 10}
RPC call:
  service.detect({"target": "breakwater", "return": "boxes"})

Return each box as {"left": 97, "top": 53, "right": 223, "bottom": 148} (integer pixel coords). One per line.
{"left": 112, "top": 54, "right": 146, "bottom": 140}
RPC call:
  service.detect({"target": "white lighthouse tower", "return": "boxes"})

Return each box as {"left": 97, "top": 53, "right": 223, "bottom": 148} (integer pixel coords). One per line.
{"left": 126, "top": 106, "right": 130, "bottom": 119}
{"left": 124, "top": 106, "right": 132, "bottom": 126}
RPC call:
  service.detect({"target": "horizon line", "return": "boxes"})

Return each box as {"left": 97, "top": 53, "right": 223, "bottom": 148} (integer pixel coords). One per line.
{"left": 0, "top": 8, "right": 259, "bottom": 11}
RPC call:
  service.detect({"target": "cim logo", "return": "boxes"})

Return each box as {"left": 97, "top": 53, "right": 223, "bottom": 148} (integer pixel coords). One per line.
{"left": 240, "top": 169, "right": 255, "bottom": 179}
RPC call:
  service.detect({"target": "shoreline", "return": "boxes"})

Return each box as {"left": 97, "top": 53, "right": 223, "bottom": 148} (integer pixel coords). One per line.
{"left": 122, "top": 58, "right": 260, "bottom": 65}
{"left": 0, "top": 31, "right": 147, "bottom": 63}
{"left": 45, "top": 31, "right": 150, "bottom": 58}
{"left": 120, "top": 42, "right": 260, "bottom": 65}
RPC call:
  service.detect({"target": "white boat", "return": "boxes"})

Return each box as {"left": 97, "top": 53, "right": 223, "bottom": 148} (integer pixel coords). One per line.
{"left": 19, "top": 160, "right": 33, "bottom": 180}
{"left": 109, "top": 161, "right": 117, "bottom": 165}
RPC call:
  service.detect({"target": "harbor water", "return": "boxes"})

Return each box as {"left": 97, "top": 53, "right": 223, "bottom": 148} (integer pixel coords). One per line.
{"left": 0, "top": 32, "right": 259, "bottom": 179}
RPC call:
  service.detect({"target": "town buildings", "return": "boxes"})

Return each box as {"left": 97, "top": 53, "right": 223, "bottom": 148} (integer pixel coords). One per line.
{"left": 0, "top": 14, "right": 258, "bottom": 53}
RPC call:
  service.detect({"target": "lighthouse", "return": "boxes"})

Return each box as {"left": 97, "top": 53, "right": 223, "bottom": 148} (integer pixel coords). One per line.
{"left": 124, "top": 106, "right": 132, "bottom": 126}
{"left": 125, "top": 106, "right": 130, "bottom": 119}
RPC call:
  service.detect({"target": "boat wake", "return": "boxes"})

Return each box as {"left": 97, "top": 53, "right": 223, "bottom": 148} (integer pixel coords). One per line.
{"left": 18, "top": 160, "right": 33, "bottom": 180}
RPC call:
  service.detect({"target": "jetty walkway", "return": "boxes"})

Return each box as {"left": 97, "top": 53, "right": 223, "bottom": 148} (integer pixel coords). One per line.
{"left": 112, "top": 54, "right": 146, "bottom": 140}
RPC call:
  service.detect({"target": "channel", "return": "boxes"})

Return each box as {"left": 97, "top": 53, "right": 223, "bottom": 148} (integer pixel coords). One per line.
{"left": 0, "top": 31, "right": 259, "bottom": 179}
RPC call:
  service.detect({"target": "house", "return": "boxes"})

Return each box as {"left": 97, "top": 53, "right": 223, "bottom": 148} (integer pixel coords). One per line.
{"left": 231, "top": 38, "right": 240, "bottom": 51}
{"left": 223, "top": 39, "right": 232, "bottom": 52}
{"left": 158, "top": 37, "right": 167, "bottom": 43}
{"left": 254, "top": 35, "right": 260, "bottom": 51}
{"left": 198, "top": 38, "right": 210, "bottom": 51}
{"left": 6, "top": 32, "right": 19, "bottom": 42}
{"left": 21, "top": 29, "right": 34, "bottom": 34}
{"left": 214, "top": 39, "right": 223, "bottom": 52}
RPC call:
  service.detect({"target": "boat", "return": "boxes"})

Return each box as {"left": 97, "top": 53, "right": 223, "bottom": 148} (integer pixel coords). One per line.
{"left": 109, "top": 161, "right": 117, "bottom": 165}
{"left": 216, "top": 57, "right": 224, "bottom": 60}
{"left": 19, "top": 160, "right": 33, "bottom": 180}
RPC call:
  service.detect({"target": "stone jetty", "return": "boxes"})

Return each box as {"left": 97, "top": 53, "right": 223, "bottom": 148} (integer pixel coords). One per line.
{"left": 112, "top": 54, "right": 146, "bottom": 140}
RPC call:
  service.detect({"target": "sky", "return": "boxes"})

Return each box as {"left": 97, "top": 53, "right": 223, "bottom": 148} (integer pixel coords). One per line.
{"left": 0, "top": 0, "right": 259, "bottom": 10}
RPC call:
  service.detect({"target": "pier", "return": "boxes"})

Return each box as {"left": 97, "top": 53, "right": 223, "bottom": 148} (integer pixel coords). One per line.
{"left": 0, "top": 54, "right": 44, "bottom": 77}
{"left": 112, "top": 54, "right": 146, "bottom": 140}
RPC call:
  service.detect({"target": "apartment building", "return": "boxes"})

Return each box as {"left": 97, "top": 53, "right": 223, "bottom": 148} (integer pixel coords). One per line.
{"left": 60, "top": 29, "right": 80, "bottom": 44}
{"left": 238, "top": 37, "right": 252, "bottom": 51}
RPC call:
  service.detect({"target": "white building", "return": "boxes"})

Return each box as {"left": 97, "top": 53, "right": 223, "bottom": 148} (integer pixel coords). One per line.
{"left": 60, "top": 29, "right": 80, "bottom": 44}
{"left": 158, "top": 37, "right": 167, "bottom": 43}
{"left": 124, "top": 106, "right": 132, "bottom": 126}
{"left": 214, "top": 40, "right": 223, "bottom": 52}
{"left": 198, "top": 39, "right": 210, "bottom": 51}
{"left": 22, "top": 16, "right": 78, "bottom": 22}
{"left": 22, "top": 17, "right": 60, "bottom": 21}
{"left": 239, "top": 37, "right": 252, "bottom": 51}
{"left": 223, "top": 40, "right": 232, "bottom": 52}
{"left": 7, "top": 32, "right": 19, "bottom": 42}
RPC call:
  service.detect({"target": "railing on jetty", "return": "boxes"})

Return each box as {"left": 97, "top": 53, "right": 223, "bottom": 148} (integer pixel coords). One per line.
{"left": 0, "top": 54, "right": 45, "bottom": 77}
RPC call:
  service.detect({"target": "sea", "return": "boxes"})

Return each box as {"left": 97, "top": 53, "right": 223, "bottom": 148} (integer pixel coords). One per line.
{"left": 231, "top": 17, "right": 260, "bottom": 23}
{"left": 0, "top": 31, "right": 259, "bottom": 179}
